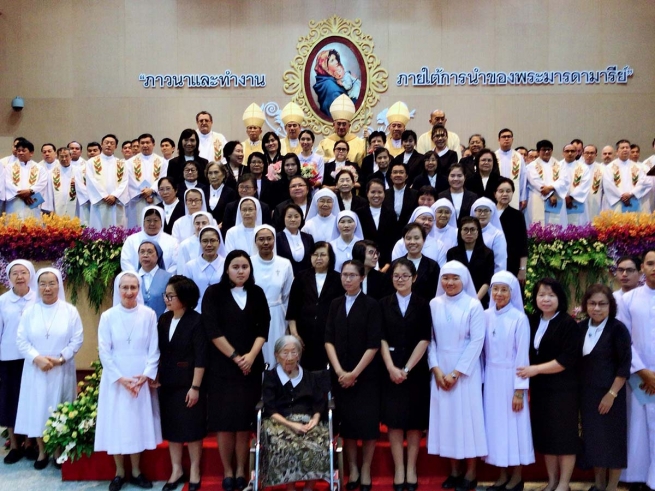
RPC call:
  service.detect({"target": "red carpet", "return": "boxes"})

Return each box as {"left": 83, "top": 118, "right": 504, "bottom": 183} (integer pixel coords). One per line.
{"left": 62, "top": 432, "right": 594, "bottom": 486}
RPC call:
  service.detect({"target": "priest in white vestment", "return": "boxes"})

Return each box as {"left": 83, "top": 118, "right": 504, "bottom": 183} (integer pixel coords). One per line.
{"left": 43, "top": 148, "right": 77, "bottom": 217}
{"left": 126, "top": 134, "right": 167, "bottom": 229}
{"left": 602, "top": 141, "right": 651, "bottom": 213}
{"left": 561, "top": 145, "right": 592, "bottom": 226}
{"left": 5, "top": 139, "right": 49, "bottom": 219}
{"left": 495, "top": 129, "right": 528, "bottom": 210}
{"left": 582, "top": 146, "right": 604, "bottom": 220}
{"left": 525, "top": 141, "right": 571, "bottom": 226}
{"left": 195, "top": 111, "right": 227, "bottom": 163}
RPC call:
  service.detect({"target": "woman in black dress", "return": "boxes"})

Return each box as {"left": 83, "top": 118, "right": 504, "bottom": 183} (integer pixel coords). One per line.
{"left": 222, "top": 141, "right": 246, "bottom": 192}
{"left": 579, "top": 284, "right": 631, "bottom": 491}
{"left": 167, "top": 129, "right": 209, "bottom": 186}
{"left": 287, "top": 242, "right": 344, "bottom": 371}
{"left": 356, "top": 179, "right": 397, "bottom": 268}
{"left": 465, "top": 148, "right": 501, "bottom": 200}
{"left": 380, "top": 259, "right": 431, "bottom": 491}
{"left": 157, "top": 177, "right": 186, "bottom": 235}
{"left": 325, "top": 260, "right": 381, "bottom": 491}
{"left": 517, "top": 278, "right": 583, "bottom": 491}
{"left": 271, "top": 153, "right": 302, "bottom": 208}
{"left": 400, "top": 222, "right": 440, "bottom": 301}
{"left": 262, "top": 131, "right": 283, "bottom": 169}
{"left": 276, "top": 203, "right": 315, "bottom": 275}
{"left": 158, "top": 276, "right": 206, "bottom": 491}
{"left": 205, "top": 161, "right": 237, "bottom": 227}
{"left": 412, "top": 151, "right": 447, "bottom": 194}
{"left": 202, "top": 251, "right": 271, "bottom": 491}
{"left": 446, "top": 217, "right": 494, "bottom": 308}
{"left": 177, "top": 161, "right": 209, "bottom": 202}
{"left": 494, "top": 178, "right": 528, "bottom": 281}
{"left": 352, "top": 239, "right": 393, "bottom": 300}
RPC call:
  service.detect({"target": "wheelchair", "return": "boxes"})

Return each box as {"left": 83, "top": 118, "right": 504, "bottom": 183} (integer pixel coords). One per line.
{"left": 248, "top": 368, "right": 343, "bottom": 491}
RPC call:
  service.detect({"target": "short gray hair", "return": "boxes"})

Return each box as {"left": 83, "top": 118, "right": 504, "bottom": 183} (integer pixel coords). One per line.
{"left": 274, "top": 335, "right": 302, "bottom": 358}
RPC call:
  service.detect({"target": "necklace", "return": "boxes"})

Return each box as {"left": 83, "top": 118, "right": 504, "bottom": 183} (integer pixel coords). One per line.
{"left": 120, "top": 308, "right": 137, "bottom": 344}
{"left": 40, "top": 302, "right": 60, "bottom": 340}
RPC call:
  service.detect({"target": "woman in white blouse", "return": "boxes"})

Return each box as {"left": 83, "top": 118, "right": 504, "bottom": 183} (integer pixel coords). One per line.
{"left": 121, "top": 205, "right": 179, "bottom": 273}
{"left": 177, "top": 211, "right": 215, "bottom": 273}
{"left": 472, "top": 197, "right": 508, "bottom": 274}
{"left": 172, "top": 188, "right": 208, "bottom": 243}
{"left": 182, "top": 225, "right": 226, "bottom": 311}
{"left": 329, "top": 210, "right": 364, "bottom": 272}
{"left": 15, "top": 267, "right": 83, "bottom": 469}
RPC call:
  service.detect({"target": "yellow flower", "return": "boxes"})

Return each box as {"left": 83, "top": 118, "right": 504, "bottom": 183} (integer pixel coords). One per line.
{"left": 62, "top": 406, "right": 69, "bottom": 414}
{"left": 71, "top": 431, "right": 78, "bottom": 438}
{"left": 43, "top": 434, "right": 50, "bottom": 443}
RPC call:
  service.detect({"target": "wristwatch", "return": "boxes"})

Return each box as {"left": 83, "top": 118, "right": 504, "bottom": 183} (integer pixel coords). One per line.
{"left": 230, "top": 350, "right": 240, "bottom": 360}
{"left": 403, "top": 366, "right": 410, "bottom": 374}
{"left": 450, "top": 371, "right": 458, "bottom": 380}
{"left": 58, "top": 355, "right": 65, "bottom": 365}
{"left": 191, "top": 385, "right": 201, "bottom": 391}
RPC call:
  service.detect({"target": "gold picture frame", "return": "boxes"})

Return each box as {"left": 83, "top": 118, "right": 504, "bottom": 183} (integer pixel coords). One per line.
{"left": 283, "top": 16, "right": 388, "bottom": 136}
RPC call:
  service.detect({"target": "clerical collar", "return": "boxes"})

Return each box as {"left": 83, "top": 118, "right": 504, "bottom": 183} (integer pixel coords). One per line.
{"left": 288, "top": 139, "right": 299, "bottom": 147}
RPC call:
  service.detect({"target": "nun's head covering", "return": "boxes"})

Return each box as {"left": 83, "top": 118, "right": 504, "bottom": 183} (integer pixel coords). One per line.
{"left": 6, "top": 259, "right": 37, "bottom": 292}
{"left": 191, "top": 211, "right": 217, "bottom": 236}
{"left": 408, "top": 206, "right": 437, "bottom": 238}
{"left": 489, "top": 271, "right": 524, "bottom": 311}
{"left": 235, "top": 197, "right": 263, "bottom": 228}
{"left": 183, "top": 188, "right": 208, "bottom": 216}
{"left": 198, "top": 225, "right": 227, "bottom": 259}
{"left": 333, "top": 210, "right": 364, "bottom": 242}
{"left": 138, "top": 239, "right": 165, "bottom": 270}
{"left": 253, "top": 224, "right": 278, "bottom": 257}
{"left": 431, "top": 198, "right": 458, "bottom": 229}
{"left": 436, "top": 260, "right": 477, "bottom": 298}
{"left": 140, "top": 205, "right": 164, "bottom": 237}
{"left": 305, "top": 188, "right": 339, "bottom": 221}
{"left": 35, "top": 267, "right": 66, "bottom": 302}
{"left": 472, "top": 197, "right": 502, "bottom": 231}
{"left": 113, "top": 271, "right": 145, "bottom": 307}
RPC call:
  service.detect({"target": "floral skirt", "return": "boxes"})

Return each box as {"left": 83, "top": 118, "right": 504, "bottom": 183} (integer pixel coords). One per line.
{"left": 261, "top": 414, "right": 331, "bottom": 486}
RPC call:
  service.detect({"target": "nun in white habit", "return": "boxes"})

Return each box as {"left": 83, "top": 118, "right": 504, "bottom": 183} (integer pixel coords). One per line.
{"left": 427, "top": 261, "right": 487, "bottom": 488}
{"left": 171, "top": 188, "right": 208, "bottom": 243}
{"left": 176, "top": 211, "right": 216, "bottom": 274}
{"left": 95, "top": 272, "right": 161, "bottom": 487}
{"left": 472, "top": 197, "right": 508, "bottom": 273}
{"left": 483, "top": 271, "right": 534, "bottom": 487}
{"left": 329, "top": 210, "right": 364, "bottom": 272}
{"left": 250, "top": 224, "right": 294, "bottom": 366}
{"left": 14, "top": 267, "right": 83, "bottom": 467}
{"left": 182, "top": 225, "right": 226, "bottom": 312}
{"left": 431, "top": 198, "right": 459, "bottom": 250}
{"left": 120, "top": 205, "right": 179, "bottom": 274}
{"left": 391, "top": 206, "right": 448, "bottom": 266}
{"left": 224, "top": 197, "right": 263, "bottom": 256}
{"left": 301, "top": 188, "right": 340, "bottom": 242}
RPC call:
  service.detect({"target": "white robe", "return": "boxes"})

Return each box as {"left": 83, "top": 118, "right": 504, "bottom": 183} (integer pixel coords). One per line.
{"left": 417, "top": 130, "right": 461, "bottom": 159}
{"left": 14, "top": 301, "right": 83, "bottom": 437}
{"left": 177, "top": 235, "right": 200, "bottom": 274}
{"left": 95, "top": 304, "right": 161, "bottom": 455}
{"left": 171, "top": 215, "right": 196, "bottom": 243}
{"left": 427, "top": 290, "right": 487, "bottom": 458}
{"left": 225, "top": 225, "right": 256, "bottom": 256}
{"left": 0, "top": 289, "right": 38, "bottom": 361}
{"left": 391, "top": 235, "right": 448, "bottom": 267}
{"left": 483, "top": 303, "right": 534, "bottom": 466}
{"left": 85, "top": 154, "right": 129, "bottom": 229}
{"left": 302, "top": 215, "right": 337, "bottom": 242}
{"left": 586, "top": 162, "right": 604, "bottom": 220}
{"left": 564, "top": 160, "right": 592, "bottom": 225}
{"left": 602, "top": 159, "right": 651, "bottom": 213}
{"left": 196, "top": 130, "right": 227, "bottom": 163}
{"left": 495, "top": 149, "right": 528, "bottom": 208}
{"left": 126, "top": 153, "right": 167, "bottom": 228}
{"left": 72, "top": 164, "right": 90, "bottom": 225}
{"left": 182, "top": 255, "right": 224, "bottom": 312}
{"left": 120, "top": 230, "right": 179, "bottom": 274}
{"left": 618, "top": 285, "right": 655, "bottom": 487}
{"left": 4, "top": 160, "right": 49, "bottom": 219}
{"left": 43, "top": 164, "right": 77, "bottom": 217}
{"left": 251, "top": 255, "right": 293, "bottom": 366}
{"left": 525, "top": 157, "right": 571, "bottom": 225}
{"left": 481, "top": 224, "right": 507, "bottom": 273}
{"left": 330, "top": 236, "right": 356, "bottom": 273}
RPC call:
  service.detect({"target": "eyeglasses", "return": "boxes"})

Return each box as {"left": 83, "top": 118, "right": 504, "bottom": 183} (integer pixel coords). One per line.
{"left": 341, "top": 273, "right": 360, "bottom": 280}
{"left": 238, "top": 185, "right": 254, "bottom": 191}
{"left": 278, "top": 350, "right": 299, "bottom": 359}
{"left": 162, "top": 293, "right": 178, "bottom": 301}
{"left": 616, "top": 267, "right": 637, "bottom": 275}
{"left": 290, "top": 183, "right": 307, "bottom": 189}
{"left": 201, "top": 238, "right": 220, "bottom": 245}
{"left": 392, "top": 274, "right": 412, "bottom": 281}
{"left": 139, "top": 249, "right": 157, "bottom": 256}
{"left": 587, "top": 301, "right": 609, "bottom": 308}
{"left": 186, "top": 198, "right": 203, "bottom": 204}
{"left": 462, "top": 227, "right": 478, "bottom": 234}
{"left": 184, "top": 168, "right": 198, "bottom": 174}
{"left": 335, "top": 147, "right": 348, "bottom": 152}
{"left": 499, "top": 135, "right": 513, "bottom": 139}
{"left": 475, "top": 208, "right": 491, "bottom": 215}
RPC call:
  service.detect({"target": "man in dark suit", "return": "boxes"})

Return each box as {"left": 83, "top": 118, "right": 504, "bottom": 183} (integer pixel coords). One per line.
{"left": 359, "top": 131, "right": 387, "bottom": 183}
{"left": 384, "top": 161, "right": 419, "bottom": 232}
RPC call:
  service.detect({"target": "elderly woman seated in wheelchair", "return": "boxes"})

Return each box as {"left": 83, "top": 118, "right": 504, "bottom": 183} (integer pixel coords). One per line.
{"left": 254, "top": 335, "right": 339, "bottom": 491}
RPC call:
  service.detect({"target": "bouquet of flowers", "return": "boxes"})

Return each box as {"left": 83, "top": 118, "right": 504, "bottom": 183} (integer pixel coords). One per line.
{"left": 301, "top": 162, "right": 321, "bottom": 187}
{"left": 64, "top": 226, "right": 138, "bottom": 312}
{"left": 266, "top": 161, "right": 282, "bottom": 181}
{"left": 331, "top": 164, "right": 359, "bottom": 182}
{"left": 43, "top": 360, "right": 102, "bottom": 464}
{"left": 593, "top": 211, "right": 655, "bottom": 258}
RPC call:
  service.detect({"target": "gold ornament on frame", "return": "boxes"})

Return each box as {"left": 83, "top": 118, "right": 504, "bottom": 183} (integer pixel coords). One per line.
{"left": 283, "top": 16, "right": 388, "bottom": 136}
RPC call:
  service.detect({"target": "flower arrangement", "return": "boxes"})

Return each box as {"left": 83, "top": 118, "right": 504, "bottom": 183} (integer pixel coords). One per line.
{"left": 43, "top": 360, "right": 102, "bottom": 464}
{"left": 64, "top": 226, "right": 138, "bottom": 312}
{"left": 525, "top": 222, "right": 613, "bottom": 313}
{"left": 300, "top": 162, "right": 321, "bottom": 187}
{"left": 593, "top": 211, "right": 655, "bottom": 258}
{"left": 266, "top": 161, "right": 282, "bottom": 181}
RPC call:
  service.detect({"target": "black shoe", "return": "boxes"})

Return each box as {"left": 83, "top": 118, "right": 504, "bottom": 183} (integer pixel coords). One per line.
{"left": 34, "top": 457, "right": 49, "bottom": 470}
{"left": 347, "top": 479, "right": 361, "bottom": 491}
{"left": 162, "top": 475, "right": 186, "bottom": 491}
{"left": 53, "top": 460, "right": 62, "bottom": 470}
{"left": 393, "top": 484, "right": 405, "bottom": 491}
{"left": 487, "top": 482, "right": 508, "bottom": 491}
{"left": 109, "top": 476, "right": 126, "bottom": 491}
{"left": 455, "top": 479, "right": 477, "bottom": 491}
{"left": 442, "top": 476, "right": 462, "bottom": 489}
{"left": 222, "top": 477, "right": 236, "bottom": 491}
{"left": 189, "top": 482, "right": 201, "bottom": 491}
{"left": 235, "top": 477, "right": 248, "bottom": 490}
{"left": 361, "top": 484, "right": 373, "bottom": 491}
{"left": 407, "top": 482, "right": 418, "bottom": 491}
{"left": 505, "top": 482, "right": 523, "bottom": 491}
{"left": 130, "top": 474, "right": 153, "bottom": 489}
{"left": 24, "top": 445, "right": 39, "bottom": 461}
{"left": 3, "top": 448, "right": 23, "bottom": 464}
